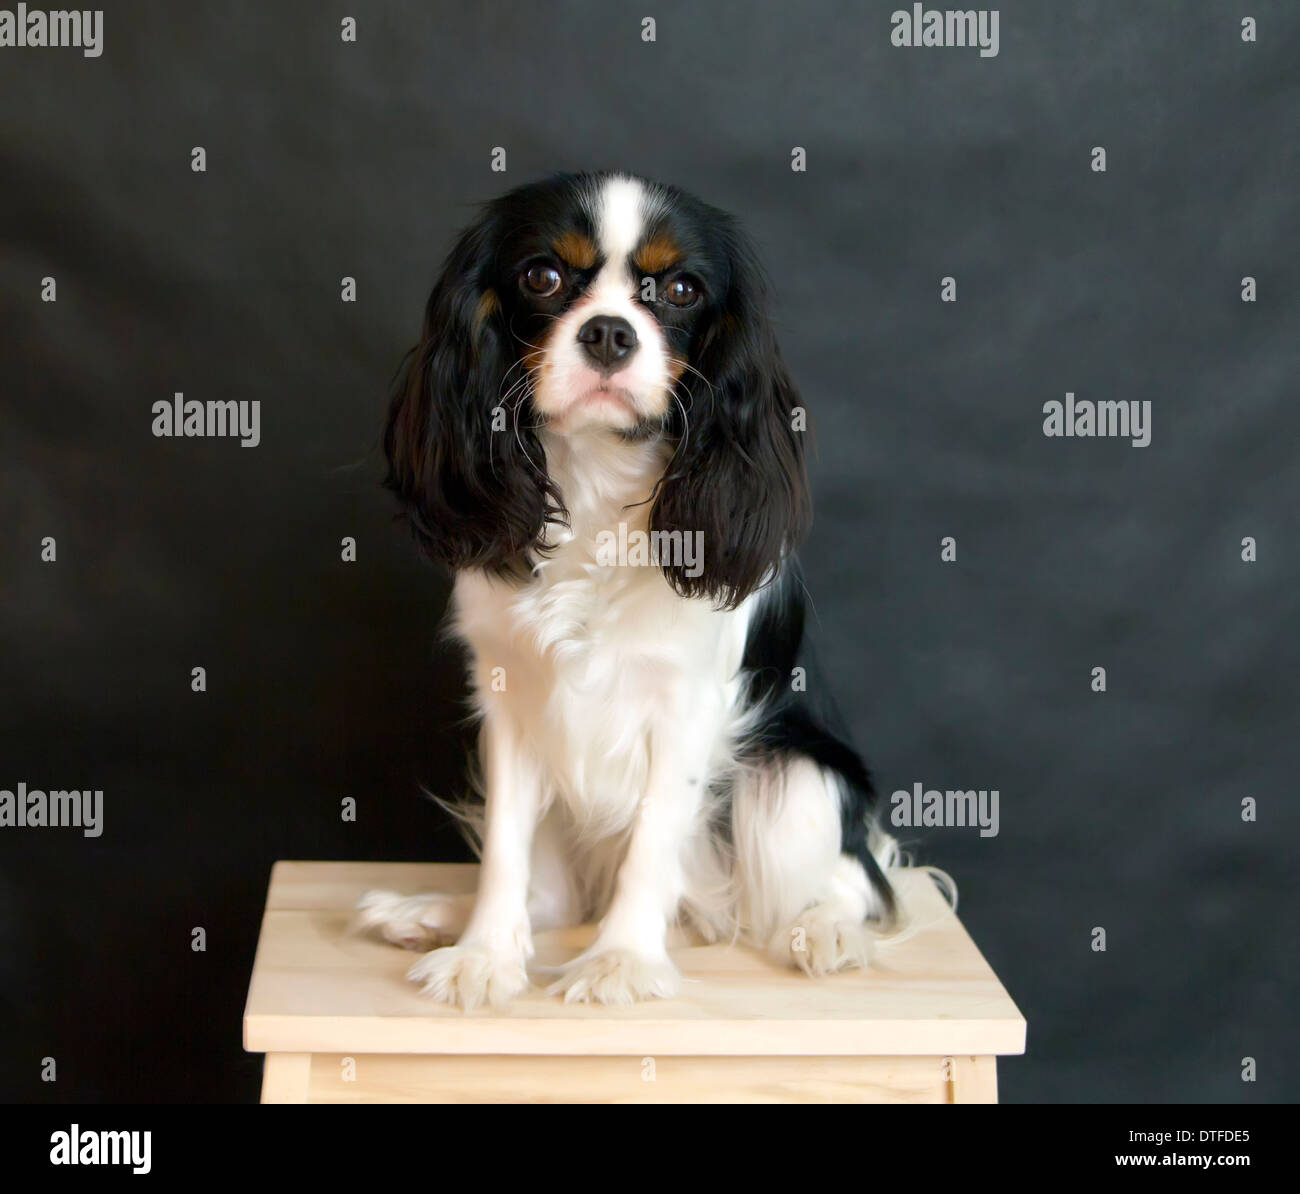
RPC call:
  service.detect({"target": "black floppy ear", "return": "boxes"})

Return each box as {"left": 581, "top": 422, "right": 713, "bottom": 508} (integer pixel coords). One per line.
{"left": 651, "top": 225, "right": 810, "bottom": 609}
{"left": 384, "top": 211, "right": 557, "bottom": 573}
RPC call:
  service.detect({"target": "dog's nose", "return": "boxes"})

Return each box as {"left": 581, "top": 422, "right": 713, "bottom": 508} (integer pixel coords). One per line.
{"left": 576, "top": 315, "right": 638, "bottom": 372}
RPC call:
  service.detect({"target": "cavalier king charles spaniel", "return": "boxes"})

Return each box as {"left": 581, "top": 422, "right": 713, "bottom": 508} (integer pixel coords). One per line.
{"left": 358, "top": 171, "right": 901, "bottom": 1009}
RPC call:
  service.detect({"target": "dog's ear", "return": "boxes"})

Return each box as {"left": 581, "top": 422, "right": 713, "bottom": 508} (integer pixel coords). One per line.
{"left": 651, "top": 224, "right": 810, "bottom": 609}
{"left": 384, "top": 210, "right": 558, "bottom": 573}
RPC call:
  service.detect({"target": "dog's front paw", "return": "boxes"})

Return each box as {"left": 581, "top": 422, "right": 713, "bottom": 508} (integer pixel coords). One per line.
{"left": 407, "top": 945, "right": 530, "bottom": 1010}
{"left": 768, "top": 904, "right": 873, "bottom": 975}
{"left": 354, "top": 889, "right": 472, "bottom": 951}
{"left": 548, "top": 949, "right": 680, "bottom": 1006}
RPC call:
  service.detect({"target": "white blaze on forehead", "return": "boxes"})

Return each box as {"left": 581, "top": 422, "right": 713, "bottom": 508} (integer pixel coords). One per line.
{"left": 593, "top": 175, "right": 649, "bottom": 280}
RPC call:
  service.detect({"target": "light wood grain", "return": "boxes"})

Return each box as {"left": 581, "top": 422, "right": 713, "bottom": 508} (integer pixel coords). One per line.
{"left": 948, "top": 1055, "right": 999, "bottom": 1104}
{"left": 260, "top": 1052, "right": 311, "bottom": 1104}
{"left": 243, "top": 861, "right": 1025, "bottom": 1059}
{"left": 303, "top": 1053, "right": 954, "bottom": 1104}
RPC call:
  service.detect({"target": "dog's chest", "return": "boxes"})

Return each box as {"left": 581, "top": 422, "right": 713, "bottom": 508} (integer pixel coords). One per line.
{"left": 450, "top": 432, "right": 747, "bottom": 812}
{"left": 459, "top": 535, "right": 700, "bottom": 720}
{"left": 455, "top": 547, "right": 702, "bottom": 823}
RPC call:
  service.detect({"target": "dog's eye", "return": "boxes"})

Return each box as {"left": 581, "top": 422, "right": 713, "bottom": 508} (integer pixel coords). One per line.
{"left": 521, "top": 262, "right": 563, "bottom": 298}
{"left": 663, "top": 275, "right": 700, "bottom": 307}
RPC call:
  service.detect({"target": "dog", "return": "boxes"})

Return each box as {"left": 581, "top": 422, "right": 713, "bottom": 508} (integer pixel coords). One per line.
{"left": 358, "top": 171, "right": 901, "bottom": 1009}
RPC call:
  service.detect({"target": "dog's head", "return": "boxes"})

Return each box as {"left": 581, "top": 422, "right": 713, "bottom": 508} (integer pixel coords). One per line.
{"left": 385, "top": 171, "right": 809, "bottom": 608}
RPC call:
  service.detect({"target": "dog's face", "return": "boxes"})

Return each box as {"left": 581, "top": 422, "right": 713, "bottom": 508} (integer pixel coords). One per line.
{"left": 385, "top": 171, "right": 809, "bottom": 607}
{"left": 479, "top": 174, "right": 731, "bottom": 435}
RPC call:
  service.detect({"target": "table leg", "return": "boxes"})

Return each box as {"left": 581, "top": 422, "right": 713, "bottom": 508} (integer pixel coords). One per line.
{"left": 948, "top": 1055, "right": 998, "bottom": 1103}
{"left": 261, "top": 1052, "right": 312, "bottom": 1103}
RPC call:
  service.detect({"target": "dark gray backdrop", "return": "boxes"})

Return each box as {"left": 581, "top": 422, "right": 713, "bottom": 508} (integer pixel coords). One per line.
{"left": 1, "top": 0, "right": 1295, "bottom": 1103}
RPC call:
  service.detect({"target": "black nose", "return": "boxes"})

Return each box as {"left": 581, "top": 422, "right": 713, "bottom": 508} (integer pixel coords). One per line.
{"left": 576, "top": 314, "right": 639, "bottom": 372}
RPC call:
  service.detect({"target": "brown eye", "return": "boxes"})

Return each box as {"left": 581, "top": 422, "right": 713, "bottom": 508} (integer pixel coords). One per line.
{"left": 664, "top": 275, "right": 699, "bottom": 307}
{"left": 522, "top": 262, "right": 562, "bottom": 297}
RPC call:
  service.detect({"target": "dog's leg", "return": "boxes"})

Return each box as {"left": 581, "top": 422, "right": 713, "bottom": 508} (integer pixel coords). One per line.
{"left": 549, "top": 703, "right": 713, "bottom": 1006}
{"left": 354, "top": 889, "right": 474, "bottom": 951}
{"left": 525, "top": 804, "right": 583, "bottom": 931}
{"left": 733, "top": 756, "right": 891, "bottom": 974}
{"left": 407, "top": 715, "right": 542, "bottom": 1009}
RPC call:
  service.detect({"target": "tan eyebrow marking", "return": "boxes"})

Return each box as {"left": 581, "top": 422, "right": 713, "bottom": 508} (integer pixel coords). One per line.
{"left": 551, "top": 231, "right": 598, "bottom": 270}
{"left": 633, "top": 235, "right": 684, "bottom": 275}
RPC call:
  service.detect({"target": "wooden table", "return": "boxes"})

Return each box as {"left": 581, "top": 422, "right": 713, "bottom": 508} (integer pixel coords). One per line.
{"left": 243, "top": 861, "right": 1025, "bottom": 1103}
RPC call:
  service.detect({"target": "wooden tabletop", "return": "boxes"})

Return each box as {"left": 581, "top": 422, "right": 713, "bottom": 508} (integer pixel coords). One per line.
{"left": 243, "top": 861, "right": 1026, "bottom": 1057}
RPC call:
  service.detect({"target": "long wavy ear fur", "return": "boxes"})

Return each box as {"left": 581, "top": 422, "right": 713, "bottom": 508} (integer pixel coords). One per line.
{"left": 384, "top": 211, "right": 559, "bottom": 573}
{"left": 651, "top": 223, "right": 810, "bottom": 609}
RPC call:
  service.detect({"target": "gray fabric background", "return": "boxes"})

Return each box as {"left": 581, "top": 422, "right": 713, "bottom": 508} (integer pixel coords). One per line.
{"left": 1, "top": 0, "right": 1295, "bottom": 1103}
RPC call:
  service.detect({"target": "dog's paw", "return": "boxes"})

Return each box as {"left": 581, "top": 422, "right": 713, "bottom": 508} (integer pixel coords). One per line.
{"left": 548, "top": 949, "right": 680, "bottom": 1006}
{"left": 769, "top": 904, "right": 873, "bottom": 975}
{"left": 407, "top": 945, "right": 530, "bottom": 1010}
{"left": 353, "top": 889, "right": 472, "bottom": 951}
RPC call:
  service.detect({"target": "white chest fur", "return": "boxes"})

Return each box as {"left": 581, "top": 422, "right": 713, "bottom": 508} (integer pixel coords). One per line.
{"left": 449, "top": 429, "right": 753, "bottom": 833}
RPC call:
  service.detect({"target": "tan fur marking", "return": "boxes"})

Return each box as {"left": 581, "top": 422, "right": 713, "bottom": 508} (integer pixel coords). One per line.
{"left": 473, "top": 289, "right": 500, "bottom": 337}
{"left": 552, "top": 231, "right": 598, "bottom": 270}
{"left": 521, "top": 326, "right": 562, "bottom": 385}
{"left": 633, "top": 235, "right": 684, "bottom": 275}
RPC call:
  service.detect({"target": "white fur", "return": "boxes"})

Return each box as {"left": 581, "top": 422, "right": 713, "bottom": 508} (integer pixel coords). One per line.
{"left": 353, "top": 889, "right": 473, "bottom": 950}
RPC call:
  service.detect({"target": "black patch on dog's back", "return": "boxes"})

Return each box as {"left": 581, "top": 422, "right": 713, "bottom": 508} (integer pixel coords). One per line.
{"left": 737, "top": 561, "right": 898, "bottom": 924}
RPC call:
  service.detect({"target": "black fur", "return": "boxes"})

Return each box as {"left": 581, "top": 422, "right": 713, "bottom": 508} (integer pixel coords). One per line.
{"left": 646, "top": 204, "right": 810, "bottom": 609}
{"left": 383, "top": 208, "right": 562, "bottom": 575}
{"left": 739, "top": 563, "right": 899, "bottom": 926}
